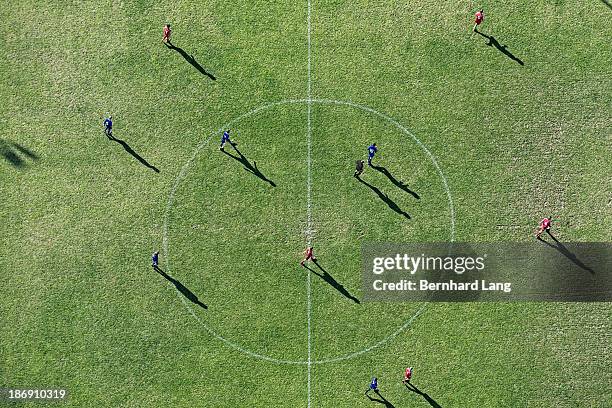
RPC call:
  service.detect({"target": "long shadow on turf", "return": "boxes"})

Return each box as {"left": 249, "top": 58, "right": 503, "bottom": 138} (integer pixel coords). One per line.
{"left": 474, "top": 30, "right": 524, "bottom": 66}
{"left": 304, "top": 260, "right": 360, "bottom": 304}
{"left": 108, "top": 134, "right": 160, "bottom": 173}
{"left": 0, "top": 140, "right": 39, "bottom": 169}
{"left": 155, "top": 266, "right": 208, "bottom": 310}
{"left": 600, "top": 0, "right": 612, "bottom": 10}
{"left": 165, "top": 42, "right": 216, "bottom": 80}
{"left": 366, "top": 390, "right": 396, "bottom": 407}
{"left": 537, "top": 232, "right": 595, "bottom": 274}
{"left": 356, "top": 176, "right": 410, "bottom": 219}
{"left": 371, "top": 165, "right": 420, "bottom": 199}
{"left": 405, "top": 383, "right": 443, "bottom": 408}
{"left": 221, "top": 145, "right": 276, "bottom": 187}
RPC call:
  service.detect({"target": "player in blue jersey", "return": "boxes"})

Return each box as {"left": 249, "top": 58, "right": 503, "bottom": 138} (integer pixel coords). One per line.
{"left": 367, "top": 143, "right": 377, "bottom": 166}
{"left": 219, "top": 130, "right": 235, "bottom": 151}
{"left": 365, "top": 377, "right": 379, "bottom": 395}
{"left": 152, "top": 251, "right": 159, "bottom": 269}
{"left": 103, "top": 116, "right": 113, "bottom": 138}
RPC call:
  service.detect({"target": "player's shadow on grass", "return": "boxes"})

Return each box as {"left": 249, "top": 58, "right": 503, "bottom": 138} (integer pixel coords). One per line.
{"left": 405, "top": 383, "right": 443, "bottom": 408}
{"left": 304, "top": 260, "right": 360, "bottom": 304}
{"left": 165, "top": 43, "right": 216, "bottom": 80}
{"left": 221, "top": 145, "right": 276, "bottom": 187}
{"left": 366, "top": 390, "right": 396, "bottom": 407}
{"left": 371, "top": 165, "right": 420, "bottom": 199}
{"left": 537, "top": 233, "right": 595, "bottom": 274}
{"left": 474, "top": 30, "right": 524, "bottom": 66}
{"left": 0, "top": 139, "right": 39, "bottom": 169}
{"left": 600, "top": 0, "right": 612, "bottom": 10}
{"left": 155, "top": 266, "right": 208, "bottom": 310}
{"left": 356, "top": 176, "right": 410, "bottom": 219}
{"left": 108, "top": 134, "right": 160, "bottom": 173}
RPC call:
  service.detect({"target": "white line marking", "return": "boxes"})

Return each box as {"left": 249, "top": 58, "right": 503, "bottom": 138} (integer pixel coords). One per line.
{"left": 307, "top": 0, "right": 312, "bottom": 105}
{"left": 306, "top": 1, "right": 313, "bottom": 406}
{"left": 161, "top": 98, "right": 454, "bottom": 366}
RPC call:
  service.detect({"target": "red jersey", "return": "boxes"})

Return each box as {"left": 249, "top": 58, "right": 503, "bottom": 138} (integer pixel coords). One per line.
{"left": 163, "top": 26, "right": 171, "bottom": 38}
{"left": 475, "top": 11, "right": 484, "bottom": 24}
{"left": 305, "top": 247, "right": 313, "bottom": 258}
{"left": 404, "top": 367, "right": 413, "bottom": 380}
{"left": 540, "top": 218, "right": 551, "bottom": 229}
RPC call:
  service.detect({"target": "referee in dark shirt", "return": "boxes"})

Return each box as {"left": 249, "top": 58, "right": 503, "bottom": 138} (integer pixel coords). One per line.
{"left": 354, "top": 159, "right": 365, "bottom": 177}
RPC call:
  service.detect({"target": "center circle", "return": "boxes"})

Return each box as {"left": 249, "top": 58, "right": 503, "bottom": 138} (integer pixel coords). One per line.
{"left": 162, "top": 99, "right": 455, "bottom": 364}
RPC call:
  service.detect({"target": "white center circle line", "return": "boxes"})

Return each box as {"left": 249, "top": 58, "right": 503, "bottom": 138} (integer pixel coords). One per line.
{"left": 161, "top": 98, "right": 455, "bottom": 365}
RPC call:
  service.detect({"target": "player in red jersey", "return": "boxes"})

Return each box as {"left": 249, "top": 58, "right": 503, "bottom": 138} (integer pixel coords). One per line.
{"left": 300, "top": 246, "right": 316, "bottom": 266}
{"left": 401, "top": 367, "right": 413, "bottom": 384}
{"left": 535, "top": 217, "right": 552, "bottom": 239}
{"left": 162, "top": 24, "right": 172, "bottom": 44}
{"left": 473, "top": 9, "right": 484, "bottom": 32}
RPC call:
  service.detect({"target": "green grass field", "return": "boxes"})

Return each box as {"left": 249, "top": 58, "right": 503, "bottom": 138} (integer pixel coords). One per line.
{"left": 1, "top": 1, "right": 611, "bottom": 407}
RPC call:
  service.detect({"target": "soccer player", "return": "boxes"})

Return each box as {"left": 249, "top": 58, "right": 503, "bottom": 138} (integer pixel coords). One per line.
{"left": 162, "top": 24, "right": 172, "bottom": 44}
{"left": 402, "top": 367, "right": 413, "bottom": 384}
{"left": 367, "top": 143, "right": 377, "bottom": 166}
{"left": 152, "top": 251, "right": 159, "bottom": 269}
{"left": 300, "top": 246, "right": 316, "bottom": 267}
{"left": 365, "top": 377, "right": 379, "bottom": 395}
{"left": 219, "top": 130, "right": 234, "bottom": 151}
{"left": 354, "top": 159, "right": 365, "bottom": 177}
{"left": 535, "top": 217, "right": 552, "bottom": 239}
{"left": 103, "top": 115, "right": 113, "bottom": 137}
{"left": 473, "top": 9, "right": 484, "bottom": 32}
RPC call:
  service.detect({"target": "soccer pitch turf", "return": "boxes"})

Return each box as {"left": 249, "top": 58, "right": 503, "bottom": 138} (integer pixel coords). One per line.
{"left": 1, "top": 1, "right": 611, "bottom": 407}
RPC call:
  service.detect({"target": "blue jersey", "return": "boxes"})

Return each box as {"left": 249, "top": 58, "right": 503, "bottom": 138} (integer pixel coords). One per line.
{"left": 369, "top": 378, "right": 378, "bottom": 389}
{"left": 368, "top": 144, "right": 377, "bottom": 156}
{"left": 221, "top": 131, "right": 230, "bottom": 142}
{"left": 104, "top": 118, "right": 113, "bottom": 129}
{"left": 152, "top": 252, "right": 159, "bottom": 265}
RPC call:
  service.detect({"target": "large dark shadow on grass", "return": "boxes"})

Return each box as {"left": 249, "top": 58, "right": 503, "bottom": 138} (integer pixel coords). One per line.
{"left": 366, "top": 390, "right": 396, "bottom": 407}
{"left": 0, "top": 140, "right": 39, "bottom": 169}
{"left": 600, "top": 0, "right": 612, "bottom": 10}
{"left": 475, "top": 30, "right": 524, "bottom": 65}
{"left": 165, "top": 42, "right": 216, "bottom": 80}
{"left": 405, "top": 383, "right": 443, "bottom": 408}
{"left": 304, "top": 260, "right": 360, "bottom": 304}
{"left": 371, "top": 165, "right": 420, "bottom": 199}
{"left": 1, "top": 142, "right": 24, "bottom": 168}
{"left": 155, "top": 266, "right": 208, "bottom": 310}
{"left": 108, "top": 134, "right": 160, "bottom": 173}
{"left": 537, "top": 232, "right": 595, "bottom": 274}
{"left": 356, "top": 176, "right": 410, "bottom": 219}
{"left": 10, "top": 142, "right": 39, "bottom": 160}
{"left": 221, "top": 145, "right": 276, "bottom": 187}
